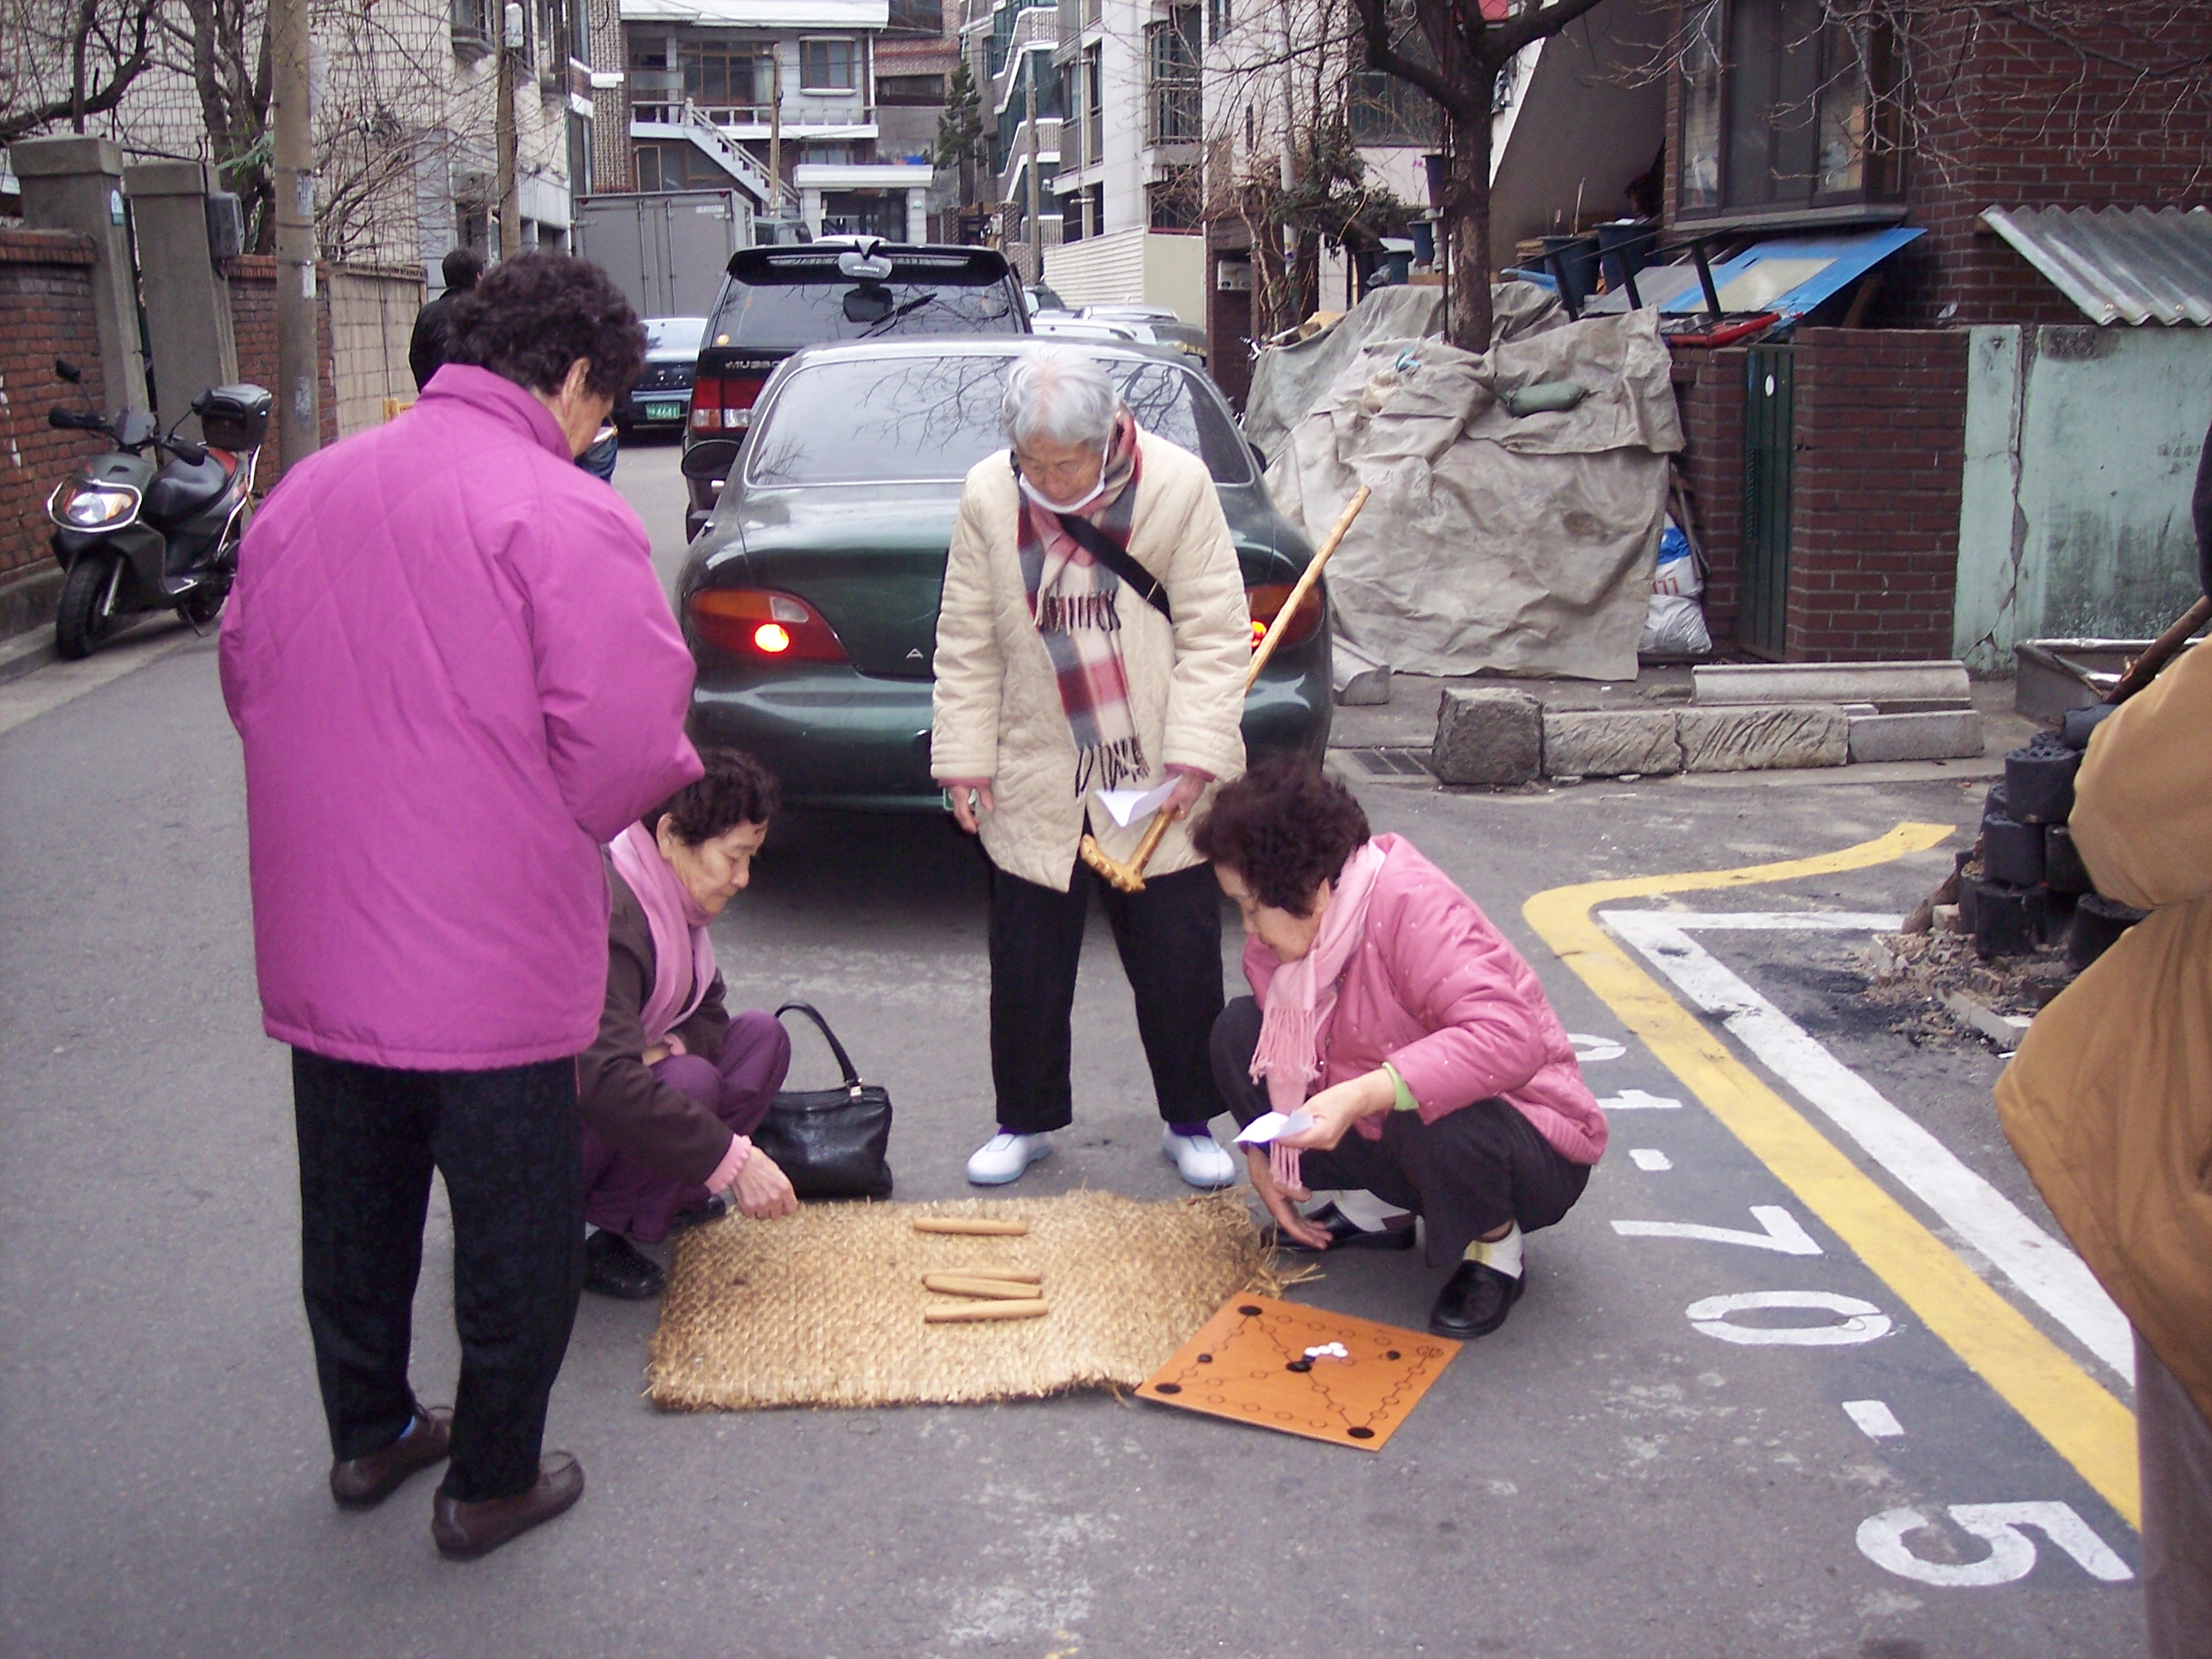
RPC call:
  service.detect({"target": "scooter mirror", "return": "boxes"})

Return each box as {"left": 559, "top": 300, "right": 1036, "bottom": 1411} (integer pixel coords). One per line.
{"left": 190, "top": 389, "right": 211, "bottom": 414}
{"left": 55, "top": 358, "right": 82, "bottom": 384}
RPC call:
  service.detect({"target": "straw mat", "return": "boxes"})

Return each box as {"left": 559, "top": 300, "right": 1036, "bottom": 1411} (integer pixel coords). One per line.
{"left": 646, "top": 1190, "right": 1273, "bottom": 1410}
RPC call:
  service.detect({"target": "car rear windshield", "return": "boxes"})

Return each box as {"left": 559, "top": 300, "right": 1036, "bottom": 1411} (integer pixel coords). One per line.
{"left": 645, "top": 317, "right": 706, "bottom": 353}
{"left": 708, "top": 256, "right": 1022, "bottom": 352}
{"left": 745, "top": 355, "right": 1252, "bottom": 488}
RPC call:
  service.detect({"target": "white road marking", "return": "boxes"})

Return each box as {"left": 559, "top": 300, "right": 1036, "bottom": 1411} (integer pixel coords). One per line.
{"left": 1843, "top": 1399, "right": 1905, "bottom": 1439}
{"left": 1599, "top": 1089, "right": 1682, "bottom": 1111}
{"left": 1858, "top": 1503, "right": 2132, "bottom": 1586}
{"left": 1615, "top": 1204, "right": 1821, "bottom": 1255}
{"left": 1629, "top": 1148, "right": 1672, "bottom": 1171}
{"left": 1569, "top": 1032, "right": 1626, "bottom": 1063}
{"left": 1686, "top": 1290, "right": 1894, "bottom": 1346}
{"left": 1602, "top": 908, "right": 2135, "bottom": 1385}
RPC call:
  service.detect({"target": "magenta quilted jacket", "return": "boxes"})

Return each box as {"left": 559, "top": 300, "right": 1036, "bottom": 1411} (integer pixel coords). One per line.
{"left": 1242, "top": 833, "right": 1608, "bottom": 1164}
{"left": 220, "top": 365, "right": 700, "bottom": 1070}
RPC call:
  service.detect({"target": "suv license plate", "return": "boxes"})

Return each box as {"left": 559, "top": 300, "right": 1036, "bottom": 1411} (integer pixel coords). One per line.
{"left": 644, "top": 401, "right": 682, "bottom": 421}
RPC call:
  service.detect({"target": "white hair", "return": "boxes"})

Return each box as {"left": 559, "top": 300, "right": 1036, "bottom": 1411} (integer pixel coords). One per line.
{"left": 1001, "top": 347, "right": 1119, "bottom": 450}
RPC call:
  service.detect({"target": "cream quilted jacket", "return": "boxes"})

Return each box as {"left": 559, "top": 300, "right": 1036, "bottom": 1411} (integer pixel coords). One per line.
{"left": 930, "top": 428, "right": 1249, "bottom": 891}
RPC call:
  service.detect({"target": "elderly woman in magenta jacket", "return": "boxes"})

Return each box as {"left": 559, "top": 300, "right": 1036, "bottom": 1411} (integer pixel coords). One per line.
{"left": 1195, "top": 757, "right": 1606, "bottom": 1339}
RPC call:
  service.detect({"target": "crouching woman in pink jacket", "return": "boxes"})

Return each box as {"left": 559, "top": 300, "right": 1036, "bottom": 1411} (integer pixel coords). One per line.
{"left": 1195, "top": 758, "right": 1607, "bottom": 1340}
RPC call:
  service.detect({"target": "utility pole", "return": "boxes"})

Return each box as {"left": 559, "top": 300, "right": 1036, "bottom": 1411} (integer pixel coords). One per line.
{"left": 768, "top": 50, "right": 782, "bottom": 223}
{"left": 1023, "top": 57, "right": 1042, "bottom": 283}
{"left": 497, "top": 0, "right": 520, "bottom": 258}
{"left": 270, "top": 0, "right": 318, "bottom": 466}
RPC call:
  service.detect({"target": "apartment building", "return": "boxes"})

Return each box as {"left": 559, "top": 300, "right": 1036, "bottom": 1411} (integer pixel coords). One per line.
{"left": 961, "top": 0, "right": 1063, "bottom": 278}
{"left": 594, "top": 0, "right": 933, "bottom": 239}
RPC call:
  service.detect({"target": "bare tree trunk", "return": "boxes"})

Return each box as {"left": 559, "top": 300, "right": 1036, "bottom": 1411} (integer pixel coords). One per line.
{"left": 1445, "top": 101, "right": 1490, "bottom": 353}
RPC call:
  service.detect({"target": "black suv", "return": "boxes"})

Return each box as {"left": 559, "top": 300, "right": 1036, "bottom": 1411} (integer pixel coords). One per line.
{"left": 681, "top": 239, "right": 1029, "bottom": 539}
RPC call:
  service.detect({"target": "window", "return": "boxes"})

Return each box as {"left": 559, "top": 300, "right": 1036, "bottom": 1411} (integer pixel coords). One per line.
{"left": 1676, "top": 0, "right": 1901, "bottom": 225}
{"left": 1148, "top": 165, "right": 1200, "bottom": 230}
{"left": 683, "top": 37, "right": 775, "bottom": 112}
{"left": 1347, "top": 70, "right": 1439, "bottom": 146}
{"left": 1207, "top": 0, "right": 1230, "bottom": 44}
{"left": 634, "top": 142, "right": 723, "bottom": 191}
{"left": 452, "top": 0, "right": 490, "bottom": 53}
{"left": 878, "top": 73, "right": 946, "bottom": 106}
{"left": 1062, "top": 192, "right": 1084, "bottom": 242}
{"left": 1146, "top": 7, "right": 1200, "bottom": 145}
{"left": 885, "top": 0, "right": 943, "bottom": 35}
{"left": 800, "top": 37, "right": 860, "bottom": 92}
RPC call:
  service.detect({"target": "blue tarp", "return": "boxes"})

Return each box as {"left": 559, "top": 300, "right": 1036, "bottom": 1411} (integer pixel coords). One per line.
{"left": 1577, "top": 226, "right": 1924, "bottom": 321}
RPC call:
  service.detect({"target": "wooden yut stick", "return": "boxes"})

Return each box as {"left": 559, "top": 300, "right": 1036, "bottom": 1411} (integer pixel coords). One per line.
{"left": 912, "top": 1218, "right": 1029, "bottom": 1236}
{"left": 923, "top": 1273, "right": 1042, "bottom": 1300}
{"left": 925, "top": 1299, "right": 1049, "bottom": 1323}
{"left": 1077, "top": 484, "right": 1374, "bottom": 895}
{"left": 949, "top": 1267, "right": 1042, "bottom": 1285}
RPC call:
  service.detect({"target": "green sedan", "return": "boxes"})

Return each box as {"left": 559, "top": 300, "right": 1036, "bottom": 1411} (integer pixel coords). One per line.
{"left": 675, "top": 338, "right": 1331, "bottom": 810}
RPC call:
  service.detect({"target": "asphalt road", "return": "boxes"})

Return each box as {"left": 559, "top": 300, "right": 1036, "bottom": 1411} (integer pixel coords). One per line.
{"left": 0, "top": 441, "right": 2142, "bottom": 1658}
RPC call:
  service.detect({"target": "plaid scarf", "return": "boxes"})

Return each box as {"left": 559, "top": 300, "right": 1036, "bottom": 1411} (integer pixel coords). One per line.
{"left": 1016, "top": 414, "right": 1148, "bottom": 795}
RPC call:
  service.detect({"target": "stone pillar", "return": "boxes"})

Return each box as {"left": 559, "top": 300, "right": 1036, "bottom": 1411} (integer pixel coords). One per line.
{"left": 123, "top": 160, "right": 240, "bottom": 438}
{"left": 9, "top": 135, "right": 146, "bottom": 413}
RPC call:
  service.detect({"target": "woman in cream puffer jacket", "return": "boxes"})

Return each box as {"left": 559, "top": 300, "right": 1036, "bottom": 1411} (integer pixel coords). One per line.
{"left": 932, "top": 349, "right": 1249, "bottom": 1190}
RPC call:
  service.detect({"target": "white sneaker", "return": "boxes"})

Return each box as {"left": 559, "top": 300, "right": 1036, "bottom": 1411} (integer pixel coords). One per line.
{"left": 966, "top": 1130, "right": 1053, "bottom": 1186}
{"left": 1161, "top": 1125, "right": 1237, "bottom": 1189}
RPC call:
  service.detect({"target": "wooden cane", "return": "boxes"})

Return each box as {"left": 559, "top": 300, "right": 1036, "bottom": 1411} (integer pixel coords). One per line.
{"left": 1077, "top": 483, "right": 1375, "bottom": 895}
{"left": 2104, "top": 594, "right": 2212, "bottom": 706}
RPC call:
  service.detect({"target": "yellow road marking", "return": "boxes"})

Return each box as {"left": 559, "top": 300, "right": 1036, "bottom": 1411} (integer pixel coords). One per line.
{"left": 1523, "top": 823, "right": 2140, "bottom": 1530}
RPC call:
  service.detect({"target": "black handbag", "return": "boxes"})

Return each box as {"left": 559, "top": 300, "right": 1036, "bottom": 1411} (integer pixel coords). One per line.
{"left": 751, "top": 1002, "right": 894, "bottom": 1200}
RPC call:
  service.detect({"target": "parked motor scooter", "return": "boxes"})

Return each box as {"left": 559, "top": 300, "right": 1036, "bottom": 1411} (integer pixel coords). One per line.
{"left": 44, "top": 359, "right": 273, "bottom": 659}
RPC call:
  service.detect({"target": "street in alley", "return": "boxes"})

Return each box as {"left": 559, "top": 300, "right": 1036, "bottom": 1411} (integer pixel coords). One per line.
{"left": 0, "top": 436, "right": 2142, "bottom": 1659}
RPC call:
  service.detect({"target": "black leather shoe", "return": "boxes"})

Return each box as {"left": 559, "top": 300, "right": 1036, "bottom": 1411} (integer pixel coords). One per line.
{"left": 330, "top": 1406, "right": 452, "bottom": 1509}
{"left": 582, "top": 1230, "right": 665, "bottom": 1300}
{"left": 432, "top": 1453, "right": 585, "bottom": 1560}
{"left": 1428, "top": 1260, "right": 1525, "bottom": 1338}
{"left": 670, "top": 1194, "right": 730, "bottom": 1231}
{"left": 1274, "top": 1202, "right": 1418, "bottom": 1254}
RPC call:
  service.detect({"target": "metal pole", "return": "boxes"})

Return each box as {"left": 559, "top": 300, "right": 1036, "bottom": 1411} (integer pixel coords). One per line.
{"left": 1024, "top": 59, "right": 1041, "bottom": 283}
{"left": 497, "top": 1, "right": 520, "bottom": 258}
{"left": 270, "top": 0, "right": 318, "bottom": 465}
{"left": 769, "top": 50, "right": 782, "bottom": 222}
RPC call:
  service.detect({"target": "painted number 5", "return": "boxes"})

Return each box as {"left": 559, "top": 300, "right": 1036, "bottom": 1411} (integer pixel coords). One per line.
{"left": 1857, "top": 1503, "right": 2132, "bottom": 1587}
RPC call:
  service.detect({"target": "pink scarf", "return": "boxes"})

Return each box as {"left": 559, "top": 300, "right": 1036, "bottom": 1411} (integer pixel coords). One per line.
{"left": 609, "top": 822, "right": 716, "bottom": 1047}
{"left": 1250, "top": 840, "right": 1387, "bottom": 1189}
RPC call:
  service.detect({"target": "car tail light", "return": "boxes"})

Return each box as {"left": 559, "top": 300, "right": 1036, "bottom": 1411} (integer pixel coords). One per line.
{"left": 689, "top": 588, "right": 847, "bottom": 663}
{"left": 689, "top": 373, "right": 767, "bottom": 431}
{"left": 1245, "top": 582, "right": 1323, "bottom": 653}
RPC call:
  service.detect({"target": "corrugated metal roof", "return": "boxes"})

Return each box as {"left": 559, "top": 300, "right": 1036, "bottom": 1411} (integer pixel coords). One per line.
{"left": 1979, "top": 206, "right": 2212, "bottom": 326}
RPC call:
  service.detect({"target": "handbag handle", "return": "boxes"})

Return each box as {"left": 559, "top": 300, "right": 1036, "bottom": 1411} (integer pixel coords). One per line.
{"left": 775, "top": 1001, "right": 864, "bottom": 1093}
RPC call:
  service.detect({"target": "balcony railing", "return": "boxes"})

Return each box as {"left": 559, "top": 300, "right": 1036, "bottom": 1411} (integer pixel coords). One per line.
{"left": 1146, "top": 80, "right": 1200, "bottom": 145}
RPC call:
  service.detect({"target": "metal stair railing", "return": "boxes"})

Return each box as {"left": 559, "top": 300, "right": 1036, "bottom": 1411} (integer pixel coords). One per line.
{"left": 677, "top": 98, "right": 778, "bottom": 209}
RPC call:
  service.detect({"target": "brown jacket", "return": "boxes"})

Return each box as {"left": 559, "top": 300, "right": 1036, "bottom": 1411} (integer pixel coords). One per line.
{"left": 1997, "top": 640, "right": 2212, "bottom": 1422}
{"left": 575, "top": 863, "right": 734, "bottom": 1186}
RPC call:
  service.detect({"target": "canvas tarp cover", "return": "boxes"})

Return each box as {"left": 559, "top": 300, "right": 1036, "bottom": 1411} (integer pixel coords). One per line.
{"left": 1241, "top": 282, "right": 1567, "bottom": 462}
{"left": 1267, "top": 307, "right": 1684, "bottom": 682}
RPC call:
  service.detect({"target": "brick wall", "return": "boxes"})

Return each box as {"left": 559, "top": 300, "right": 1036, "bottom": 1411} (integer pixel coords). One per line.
{"left": 1780, "top": 328, "right": 1968, "bottom": 660}
{"left": 0, "top": 229, "right": 107, "bottom": 606}
{"left": 223, "top": 255, "right": 340, "bottom": 479}
{"left": 1668, "top": 344, "right": 1745, "bottom": 648}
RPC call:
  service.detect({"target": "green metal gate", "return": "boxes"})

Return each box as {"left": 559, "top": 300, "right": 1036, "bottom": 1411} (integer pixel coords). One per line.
{"left": 1740, "top": 345, "right": 1795, "bottom": 659}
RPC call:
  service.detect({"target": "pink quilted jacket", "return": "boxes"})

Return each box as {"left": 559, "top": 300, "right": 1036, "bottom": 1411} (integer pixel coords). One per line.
{"left": 1242, "top": 833, "right": 1607, "bottom": 1164}
{"left": 220, "top": 366, "right": 700, "bottom": 1070}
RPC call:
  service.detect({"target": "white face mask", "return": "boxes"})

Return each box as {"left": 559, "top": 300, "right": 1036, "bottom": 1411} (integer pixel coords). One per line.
{"left": 1015, "top": 432, "right": 1115, "bottom": 516}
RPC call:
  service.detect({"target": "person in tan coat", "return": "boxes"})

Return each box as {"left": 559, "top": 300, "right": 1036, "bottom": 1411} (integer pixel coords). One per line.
{"left": 932, "top": 347, "right": 1250, "bottom": 1189}
{"left": 1997, "top": 582, "right": 2212, "bottom": 1652}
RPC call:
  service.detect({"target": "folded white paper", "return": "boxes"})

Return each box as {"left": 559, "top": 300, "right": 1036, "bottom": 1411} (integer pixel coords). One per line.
{"left": 1094, "top": 779, "right": 1178, "bottom": 829}
{"left": 1234, "top": 1110, "right": 1314, "bottom": 1146}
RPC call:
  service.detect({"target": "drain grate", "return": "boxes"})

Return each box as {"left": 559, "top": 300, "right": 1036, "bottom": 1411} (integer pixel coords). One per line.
{"left": 1344, "top": 747, "right": 1434, "bottom": 780}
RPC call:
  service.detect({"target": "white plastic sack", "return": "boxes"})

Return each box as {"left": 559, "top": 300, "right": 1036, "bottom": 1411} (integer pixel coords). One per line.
{"left": 1641, "top": 593, "right": 1712, "bottom": 657}
{"left": 1652, "top": 517, "right": 1701, "bottom": 596}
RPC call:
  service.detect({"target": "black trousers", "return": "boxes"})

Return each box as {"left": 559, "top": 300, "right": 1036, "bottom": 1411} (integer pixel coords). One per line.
{"left": 988, "top": 856, "right": 1227, "bottom": 1134}
{"left": 1210, "top": 997, "right": 1589, "bottom": 1269}
{"left": 292, "top": 1049, "right": 584, "bottom": 1503}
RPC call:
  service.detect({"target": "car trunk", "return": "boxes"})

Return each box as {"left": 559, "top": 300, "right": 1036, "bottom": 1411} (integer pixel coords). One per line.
{"left": 732, "top": 486, "right": 963, "bottom": 678}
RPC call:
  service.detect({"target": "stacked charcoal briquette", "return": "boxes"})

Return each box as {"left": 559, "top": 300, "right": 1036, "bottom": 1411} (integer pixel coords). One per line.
{"left": 1967, "top": 702, "right": 2147, "bottom": 969}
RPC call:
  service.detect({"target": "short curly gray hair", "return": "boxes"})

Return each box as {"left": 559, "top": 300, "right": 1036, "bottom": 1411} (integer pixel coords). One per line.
{"left": 1001, "top": 347, "right": 1119, "bottom": 450}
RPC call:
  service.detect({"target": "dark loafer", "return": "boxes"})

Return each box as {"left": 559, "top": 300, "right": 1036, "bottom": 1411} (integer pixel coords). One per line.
{"left": 431, "top": 1452, "right": 585, "bottom": 1561}
{"left": 1274, "top": 1202, "right": 1418, "bottom": 1254}
{"left": 1427, "top": 1260, "right": 1526, "bottom": 1339}
{"left": 582, "top": 1229, "right": 665, "bottom": 1300}
{"left": 330, "top": 1406, "right": 452, "bottom": 1509}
